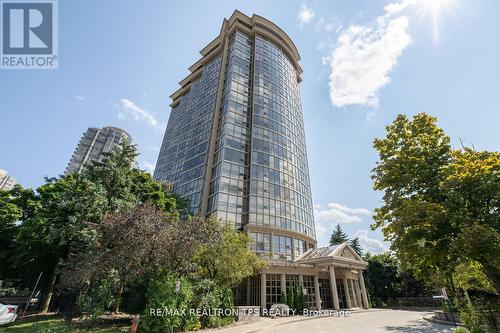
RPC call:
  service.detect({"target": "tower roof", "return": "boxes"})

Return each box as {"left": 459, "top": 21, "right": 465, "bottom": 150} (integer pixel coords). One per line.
{"left": 170, "top": 10, "right": 303, "bottom": 104}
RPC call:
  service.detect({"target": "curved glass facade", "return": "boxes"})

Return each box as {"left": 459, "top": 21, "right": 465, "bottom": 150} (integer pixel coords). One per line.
{"left": 156, "top": 26, "right": 315, "bottom": 262}
{"left": 249, "top": 36, "right": 315, "bottom": 239}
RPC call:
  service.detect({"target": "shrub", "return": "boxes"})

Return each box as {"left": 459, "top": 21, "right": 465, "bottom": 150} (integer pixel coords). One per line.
{"left": 280, "top": 291, "right": 287, "bottom": 305}
{"left": 192, "top": 279, "right": 234, "bottom": 328}
{"left": 76, "top": 273, "right": 118, "bottom": 319}
{"left": 140, "top": 273, "right": 199, "bottom": 333}
{"left": 460, "top": 304, "right": 484, "bottom": 333}
{"left": 121, "top": 277, "right": 148, "bottom": 314}
{"left": 286, "top": 282, "right": 306, "bottom": 314}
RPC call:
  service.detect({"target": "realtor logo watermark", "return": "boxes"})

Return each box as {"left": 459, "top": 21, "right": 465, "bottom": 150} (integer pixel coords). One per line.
{"left": 1, "top": 0, "right": 58, "bottom": 69}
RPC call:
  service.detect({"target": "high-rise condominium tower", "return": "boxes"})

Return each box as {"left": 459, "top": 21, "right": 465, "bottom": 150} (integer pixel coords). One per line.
{"left": 155, "top": 11, "right": 368, "bottom": 312}
{"left": 65, "top": 126, "right": 132, "bottom": 175}
{"left": 0, "top": 169, "right": 16, "bottom": 191}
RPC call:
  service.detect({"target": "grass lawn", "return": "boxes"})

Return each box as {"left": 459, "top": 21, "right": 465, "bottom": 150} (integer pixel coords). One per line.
{"left": 0, "top": 317, "right": 129, "bottom": 333}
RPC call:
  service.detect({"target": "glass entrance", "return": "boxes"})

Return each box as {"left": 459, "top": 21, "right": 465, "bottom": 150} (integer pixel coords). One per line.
{"left": 319, "top": 279, "right": 332, "bottom": 309}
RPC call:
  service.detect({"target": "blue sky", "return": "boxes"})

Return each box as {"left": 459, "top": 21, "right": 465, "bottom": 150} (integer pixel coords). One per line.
{"left": 1, "top": 0, "right": 499, "bottom": 253}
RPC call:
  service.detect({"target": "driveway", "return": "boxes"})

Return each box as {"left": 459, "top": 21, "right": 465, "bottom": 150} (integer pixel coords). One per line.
{"left": 210, "top": 309, "right": 455, "bottom": 333}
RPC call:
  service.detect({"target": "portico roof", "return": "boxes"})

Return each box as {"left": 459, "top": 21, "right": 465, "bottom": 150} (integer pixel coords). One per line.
{"left": 294, "top": 242, "right": 368, "bottom": 270}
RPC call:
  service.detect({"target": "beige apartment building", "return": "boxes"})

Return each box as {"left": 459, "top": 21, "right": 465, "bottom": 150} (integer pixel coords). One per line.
{"left": 0, "top": 169, "right": 16, "bottom": 191}
{"left": 65, "top": 126, "right": 132, "bottom": 175}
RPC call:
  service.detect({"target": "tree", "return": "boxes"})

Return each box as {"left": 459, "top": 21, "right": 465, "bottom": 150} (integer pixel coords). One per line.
{"left": 372, "top": 113, "right": 500, "bottom": 296}
{"left": 329, "top": 224, "right": 349, "bottom": 246}
{"left": 0, "top": 188, "right": 23, "bottom": 279}
{"left": 2, "top": 141, "right": 182, "bottom": 319}
{"left": 286, "top": 281, "right": 306, "bottom": 314}
{"left": 57, "top": 141, "right": 182, "bottom": 318}
{"left": 443, "top": 149, "right": 500, "bottom": 293}
{"left": 140, "top": 272, "right": 199, "bottom": 333}
{"left": 372, "top": 114, "right": 456, "bottom": 285}
{"left": 363, "top": 253, "right": 400, "bottom": 305}
{"left": 193, "top": 224, "right": 264, "bottom": 288}
{"left": 363, "top": 253, "right": 432, "bottom": 307}
{"left": 82, "top": 139, "right": 138, "bottom": 213}
{"left": 62, "top": 204, "right": 219, "bottom": 288}
{"left": 350, "top": 237, "right": 363, "bottom": 256}
{"left": 9, "top": 176, "right": 105, "bottom": 314}
{"left": 453, "top": 261, "right": 495, "bottom": 294}
{"left": 61, "top": 204, "right": 222, "bottom": 317}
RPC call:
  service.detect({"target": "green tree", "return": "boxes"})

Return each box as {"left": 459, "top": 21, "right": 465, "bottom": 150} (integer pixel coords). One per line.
{"left": 363, "top": 253, "right": 432, "bottom": 307}
{"left": 0, "top": 188, "right": 23, "bottom": 279}
{"left": 453, "top": 261, "right": 495, "bottom": 294}
{"left": 2, "top": 141, "right": 182, "bottom": 319}
{"left": 363, "top": 253, "right": 400, "bottom": 306}
{"left": 58, "top": 142, "right": 182, "bottom": 316}
{"left": 140, "top": 272, "right": 200, "bottom": 333}
{"left": 329, "top": 224, "right": 349, "bottom": 245}
{"left": 442, "top": 149, "right": 500, "bottom": 293}
{"left": 193, "top": 224, "right": 264, "bottom": 288}
{"left": 82, "top": 139, "right": 138, "bottom": 213}
{"left": 372, "top": 114, "right": 456, "bottom": 286}
{"left": 295, "top": 282, "right": 306, "bottom": 314}
{"left": 349, "top": 237, "right": 363, "bottom": 256}
{"left": 191, "top": 279, "right": 233, "bottom": 328}
{"left": 372, "top": 113, "right": 500, "bottom": 296}
{"left": 10, "top": 175, "right": 105, "bottom": 314}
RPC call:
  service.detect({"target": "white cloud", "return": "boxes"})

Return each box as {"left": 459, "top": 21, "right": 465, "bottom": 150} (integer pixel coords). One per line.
{"left": 327, "top": 1, "right": 412, "bottom": 108}
{"left": 314, "top": 203, "right": 374, "bottom": 247}
{"left": 328, "top": 203, "right": 371, "bottom": 217}
{"left": 75, "top": 96, "right": 85, "bottom": 101}
{"left": 315, "top": 222, "right": 329, "bottom": 242}
{"left": 118, "top": 98, "right": 164, "bottom": 129}
{"left": 142, "top": 161, "right": 155, "bottom": 174}
{"left": 316, "top": 17, "right": 342, "bottom": 33}
{"left": 298, "top": 5, "right": 315, "bottom": 27}
{"left": 384, "top": 0, "right": 417, "bottom": 14}
{"left": 353, "top": 230, "right": 388, "bottom": 254}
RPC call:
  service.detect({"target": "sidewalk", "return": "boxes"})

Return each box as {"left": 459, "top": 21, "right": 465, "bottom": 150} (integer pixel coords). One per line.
{"left": 202, "top": 309, "right": 383, "bottom": 333}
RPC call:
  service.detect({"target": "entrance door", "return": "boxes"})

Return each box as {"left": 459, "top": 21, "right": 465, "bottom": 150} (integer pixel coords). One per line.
{"left": 319, "top": 279, "right": 332, "bottom": 309}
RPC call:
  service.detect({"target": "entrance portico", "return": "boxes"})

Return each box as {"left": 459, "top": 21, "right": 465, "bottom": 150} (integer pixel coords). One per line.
{"left": 294, "top": 242, "right": 369, "bottom": 310}
{"left": 248, "top": 242, "right": 369, "bottom": 312}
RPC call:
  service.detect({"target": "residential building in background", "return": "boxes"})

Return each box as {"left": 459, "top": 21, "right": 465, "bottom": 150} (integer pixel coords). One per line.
{"left": 154, "top": 10, "right": 368, "bottom": 311}
{"left": 65, "top": 126, "right": 132, "bottom": 175}
{"left": 0, "top": 169, "right": 16, "bottom": 191}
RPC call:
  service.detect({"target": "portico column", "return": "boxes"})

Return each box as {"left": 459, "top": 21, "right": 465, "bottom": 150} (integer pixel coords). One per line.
{"left": 314, "top": 275, "right": 321, "bottom": 310}
{"left": 329, "top": 266, "right": 340, "bottom": 310}
{"left": 349, "top": 279, "right": 358, "bottom": 307}
{"left": 358, "top": 270, "right": 369, "bottom": 309}
{"left": 299, "top": 274, "right": 303, "bottom": 286}
{"left": 343, "top": 278, "right": 352, "bottom": 308}
{"left": 280, "top": 274, "right": 286, "bottom": 303}
{"left": 261, "top": 273, "right": 267, "bottom": 313}
{"left": 354, "top": 279, "right": 362, "bottom": 306}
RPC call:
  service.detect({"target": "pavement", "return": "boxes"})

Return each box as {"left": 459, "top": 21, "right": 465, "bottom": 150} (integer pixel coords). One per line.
{"left": 205, "top": 309, "right": 456, "bottom": 333}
